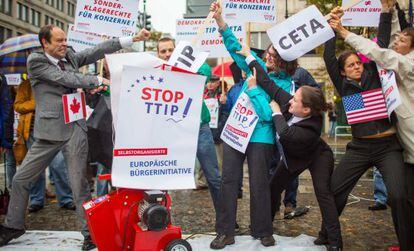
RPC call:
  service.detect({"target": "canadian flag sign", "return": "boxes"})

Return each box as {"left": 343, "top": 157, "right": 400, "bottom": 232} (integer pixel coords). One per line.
{"left": 62, "top": 92, "right": 87, "bottom": 124}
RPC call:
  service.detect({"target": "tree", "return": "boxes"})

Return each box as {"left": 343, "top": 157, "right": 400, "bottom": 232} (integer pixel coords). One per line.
{"left": 306, "top": 0, "right": 342, "bottom": 15}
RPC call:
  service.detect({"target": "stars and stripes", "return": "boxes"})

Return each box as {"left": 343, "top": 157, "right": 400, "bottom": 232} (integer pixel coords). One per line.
{"left": 342, "top": 88, "right": 388, "bottom": 125}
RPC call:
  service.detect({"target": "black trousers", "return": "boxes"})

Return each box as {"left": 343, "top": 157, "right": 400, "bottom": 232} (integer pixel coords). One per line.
{"left": 270, "top": 146, "right": 342, "bottom": 247}
{"left": 216, "top": 142, "right": 274, "bottom": 238}
{"left": 323, "top": 135, "right": 410, "bottom": 250}
{"left": 405, "top": 163, "right": 414, "bottom": 249}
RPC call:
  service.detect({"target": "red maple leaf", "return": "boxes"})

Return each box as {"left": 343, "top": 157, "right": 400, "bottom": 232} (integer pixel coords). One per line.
{"left": 70, "top": 97, "right": 81, "bottom": 114}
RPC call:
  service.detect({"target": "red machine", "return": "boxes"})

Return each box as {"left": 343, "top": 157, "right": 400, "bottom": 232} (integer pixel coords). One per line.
{"left": 83, "top": 175, "right": 192, "bottom": 251}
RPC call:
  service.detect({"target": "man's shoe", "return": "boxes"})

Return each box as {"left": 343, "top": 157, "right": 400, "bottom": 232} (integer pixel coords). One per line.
{"left": 260, "top": 235, "right": 275, "bottom": 247}
{"left": 28, "top": 204, "right": 44, "bottom": 213}
{"left": 368, "top": 203, "right": 387, "bottom": 211}
{"left": 210, "top": 234, "right": 235, "bottom": 249}
{"left": 326, "top": 245, "right": 342, "bottom": 251}
{"left": 0, "top": 225, "right": 25, "bottom": 246}
{"left": 314, "top": 236, "right": 329, "bottom": 245}
{"left": 82, "top": 236, "right": 96, "bottom": 250}
{"left": 61, "top": 202, "right": 76, "bottom": 211}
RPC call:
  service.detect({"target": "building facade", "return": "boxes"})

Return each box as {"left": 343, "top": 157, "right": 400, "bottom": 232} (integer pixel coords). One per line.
{"left": 0, "top": 0, "right": 76, "bottom": 43}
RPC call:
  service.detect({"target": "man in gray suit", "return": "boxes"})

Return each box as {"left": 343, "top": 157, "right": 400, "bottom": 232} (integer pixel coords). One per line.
{"left": 0, "top": 24, "right": 150, "bottom": 250}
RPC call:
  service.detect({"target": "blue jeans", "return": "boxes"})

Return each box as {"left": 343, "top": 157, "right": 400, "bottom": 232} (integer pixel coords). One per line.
{"left": 49, "top": 151, "right": 74, "bottom": 206}
{"left": 373, "top": 167, "right": 388, "bottom": 205}
{"left": 5, "top": 148, "right": 16, "bottom": 190}
{"left": 27, "top": 134, "right": 46, "bottom": 206}
{"left": 283, "top": 176, "right": 298, "bottom": 207}
{"left": 196, "top": 123, "right": 221, "bottom": 211}
{"left": 96, "top": 162, "right": 110, "bottom": 196}
{"left": 329, "top": 121, "right": 336, "bottom": 137}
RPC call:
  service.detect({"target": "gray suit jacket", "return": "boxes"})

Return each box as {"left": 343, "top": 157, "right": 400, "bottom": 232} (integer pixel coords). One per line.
{"left": 27, "top": 38, "right": 122, "bottom": 141}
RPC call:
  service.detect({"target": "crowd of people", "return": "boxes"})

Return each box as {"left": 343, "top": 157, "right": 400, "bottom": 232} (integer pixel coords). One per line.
{"left": 0, "top": 0, "right": 413, "bottom": 250}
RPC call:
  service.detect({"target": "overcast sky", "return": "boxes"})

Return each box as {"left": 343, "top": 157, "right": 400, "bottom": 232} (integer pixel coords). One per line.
{"left": 146, "top": 0, "right": 187, "bottom": 36}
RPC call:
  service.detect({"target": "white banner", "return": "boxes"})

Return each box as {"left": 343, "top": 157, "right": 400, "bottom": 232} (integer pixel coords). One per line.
{"left": 62, "top": 92, "right": 87, "bottom": 124}
{"left": 377, "top": 65, "right": 402, "bottom": 117}
{"left": 74, "top": 0, "right": 139, "bottom": 37}
{"left": 111, "top": 66, "right": 206, "bottom": 190}
{"left": 106, "top": 52, "right": 165, "bottom": 128}
{"left": 205, "top": 98, "right": 219, "bottom": 129}
{"left": 67, "top": 24, "right": 108, "bottom": 52}
{"left": 266, "top": 5, "right": 335, "bottom": 61}
{"left": 5, "top": 74, "right": 21, "bottom": 86}
{"left": 168, "top": 41, "right": 209, "bottom": 73}
{"left": 220, "top": 92, "right": 258, "bottom": 153}
{"left": 342, "top": 0, "right": 381, "bottom": 27}
{"left": 222, "top": 0, "right": 276, "bottom": 24}
{"left": 175, "top": 19, "right": 245, "bottom": 58}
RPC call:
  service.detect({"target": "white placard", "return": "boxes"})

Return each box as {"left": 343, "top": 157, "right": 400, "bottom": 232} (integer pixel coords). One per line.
{"left": 377, "top": 65, "right": 402, "bottom": 117}
{"left": 342, "top": 0, "right": 382, "bottom": 27}
{"left": 62, "top": 92, "right": 87, "bottom": 124}
{"left": 205, "top": 98, "right": 219, "bottom": 129}
{"left": 111, "top": 66, "right": 206, "bottom": 190}
{"left": 220, "top": 92, "right": 258, "bottom": 153}
{"left": 13, "top": 111, "right": 19, "bottom": 140}
{"left": 5, "top": 74, "right": 21, "bottom": 86}
{"left": 175, "top": 19, "right": 246, "bottom": 58}
{"left": 106, "top": 52, "right": 165, "bottom": 128}
{"left": 222, "top": 0, "right": 276, "bottom": 24}
{"left": 74, "top": 0, "right": 139, "bottom": 37}
{"left": 168, "top": 41, "right": 209, "bottom": 73}
{"left": 67, "top": 24, "right": 108, "bottom": 52}
{"left": 266, "top": 5, "right": 335, "bottom": 61}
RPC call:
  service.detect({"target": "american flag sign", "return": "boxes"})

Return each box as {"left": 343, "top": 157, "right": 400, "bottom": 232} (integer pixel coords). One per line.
{"left": 342, "top": 88, "right": 388, "bottom": 125}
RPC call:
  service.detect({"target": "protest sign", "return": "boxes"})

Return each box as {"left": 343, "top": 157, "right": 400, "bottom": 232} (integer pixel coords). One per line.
{"left": 168, "top": 41, "right": 209, "bottom": 73}
{"left": 74, "top": 0, "right": 139, "bottom": 37}
{"left": 111, "top": 66, "right": 205, "bottom": 189}
{"left": 267, "top": 5, "right": 334, "bottom": 61}
{"left": 176, "top": 19, "right": 245, "bottom": 58}
{"left": 106, "top": 52, "right": 165, "bottom": 127}
{"left": 377, "top": 65, "right": 402, "bottom": 117}
{"left": 205, "top": 98, "right": 219, "bottom": 129}
{"left": 342, "top": 0, "right": 381, "bottom": 27}
{"left": 62, "top": 92, "right": 87, "bottom": 124}
{"left": 5, "top": 74, "right": 21, "bottom": 86}
{"left": 67, "top": 24, "right": 108, "bottom": 52}
{"left": 220, "top": 92, "right": 258, "bottom": 153}
{"left": 222, "top": 0, "right": 276, "bottom": 24}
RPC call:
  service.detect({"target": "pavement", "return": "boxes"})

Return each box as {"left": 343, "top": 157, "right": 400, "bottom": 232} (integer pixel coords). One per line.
{"left": 0, "top": 136, "right": 398, "bottom": 250}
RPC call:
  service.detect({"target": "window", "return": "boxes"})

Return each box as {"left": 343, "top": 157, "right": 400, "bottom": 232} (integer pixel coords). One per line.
{"left": 56, "top": 0, "right": 63, "bottom": 11}
{"left": 0, "top": 0, "right": 12, "bottom": 15}
{"left": 67, "top": 2, "right": 75, "bottom": 17}
{"left": 46, "top": 0, "right": 54, "bottom": 7}
{"left": 0, "top": 26, "right": 13, "bottom": 43}
{"left": 31, "top": 9, "right": 41, "bottom": 27}
{"left": 45, "top": 15, "right": 54, "bottom": 25}
{"left": 17, "top": 3, "right": 29, "bottom": 22}
{"left": 55, "top": 20, "right": 64, "bottom": 29}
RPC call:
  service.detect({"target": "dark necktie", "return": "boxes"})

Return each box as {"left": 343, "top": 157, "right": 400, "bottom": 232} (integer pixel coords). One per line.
{"left": 58, "top": 60, "right": 65, "bottom": 71}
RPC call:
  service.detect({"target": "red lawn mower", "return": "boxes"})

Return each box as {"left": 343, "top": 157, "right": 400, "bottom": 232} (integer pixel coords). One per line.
{"left": 83, "top": 174, "right": 192, "bottom": 251}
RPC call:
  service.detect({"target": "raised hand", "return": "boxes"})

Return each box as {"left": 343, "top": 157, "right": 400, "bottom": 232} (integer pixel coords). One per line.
{"left": 133, "top": 28, "right": 151, "bottom": 42}
{"left": 269, "top": 100, "right": 281, "bottom": 113}
{"left": 210, "top": 1, "right": 226, "bottom": 28}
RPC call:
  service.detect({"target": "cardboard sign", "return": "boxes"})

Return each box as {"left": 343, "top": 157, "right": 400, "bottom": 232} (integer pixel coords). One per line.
{"left": 266, "top": 5, "right": 335, "bottom": 61}
{"left": 106, "top": 52, "right": 166, "bottom": 127}
{"left": 220, "top": 92, "right": 258, "bottom": 153}
{"left": 74, "top": 0, "right": 139, "bottom": 37}
{"left": 222, "top": 0, "right": 276, "bottom": 24}
{"left": 205, "top": 98, "right": 219, "bottom": 129}
{"left": 5, "top": 74, "right": 21, "bottom": 86}
{"left": 62, "top": 92, "right": 87, "bottom": 124}
{"left": 111, "top": 66, "right": 205, "bottom": 190}
{"left": 167, "top": 41, "right": 209, "bottom": 73}
{"left": 342, "top": 0, "right": 382, "bottom": 27}
{"left": 377, "top": 64, "right": 402, "bottom": 117}
{"left": 67, "top": 24, "right": 109, "bottom": 52}
{"left": 175, "top": 19, "right": 245, "bottom": 58}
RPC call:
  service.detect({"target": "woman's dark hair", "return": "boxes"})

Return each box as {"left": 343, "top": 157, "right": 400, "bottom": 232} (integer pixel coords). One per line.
{"left": 401, "top": 27, "right": 414, "bottom": 48}
{"left": 337, "top": 50, "right": 359, "bottom": 72}
{"left": 300, "top": 86, "right": 328, "bottom": 116}
{"left": 267, "top": 45, "right": 298, "bottom": 76}
{"left": 38, "top": 24, "right": 56, "bottom": 49}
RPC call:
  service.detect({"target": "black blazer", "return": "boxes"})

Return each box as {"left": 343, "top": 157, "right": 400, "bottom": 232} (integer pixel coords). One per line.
{"left": 248, "top": 60, "right": 331, "bottom": 173}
